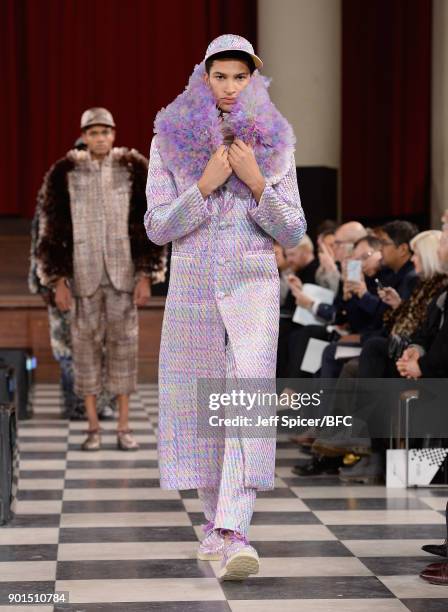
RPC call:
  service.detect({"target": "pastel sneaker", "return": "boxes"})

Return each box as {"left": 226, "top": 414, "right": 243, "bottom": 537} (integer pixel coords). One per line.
{"left": 218, "top": 531, "right": 260, "bottom": 581}
{"left": 197, "top": 521, "right": 225, "bottom": 561}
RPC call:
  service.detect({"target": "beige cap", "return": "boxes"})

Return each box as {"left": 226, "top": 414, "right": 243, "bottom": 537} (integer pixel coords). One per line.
{"left": 80, "top": 107, "right": 115, "bottom": 130}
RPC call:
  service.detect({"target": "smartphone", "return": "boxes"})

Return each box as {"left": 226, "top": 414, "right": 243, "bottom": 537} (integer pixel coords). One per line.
{"left": 346, "top": 259, "right": 362, "bottom": 282}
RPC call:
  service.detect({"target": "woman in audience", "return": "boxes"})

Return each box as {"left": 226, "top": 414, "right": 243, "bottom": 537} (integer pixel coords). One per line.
{"left": 358, "top": 229, "right": 447, "bottom": 379}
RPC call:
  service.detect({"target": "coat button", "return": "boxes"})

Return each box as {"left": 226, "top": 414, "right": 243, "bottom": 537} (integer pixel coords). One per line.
{"left": 216, "top": 291, "right": 225, "bottom": 299}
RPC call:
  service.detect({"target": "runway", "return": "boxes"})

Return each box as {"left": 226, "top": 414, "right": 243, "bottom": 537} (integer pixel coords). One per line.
{"left": 2, "top": 384, "right": 448, "bottom": 611}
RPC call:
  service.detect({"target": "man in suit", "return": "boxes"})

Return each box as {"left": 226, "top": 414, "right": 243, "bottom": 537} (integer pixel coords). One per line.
{"left": 36, "top": 107, "right": 166, "bottom": 451}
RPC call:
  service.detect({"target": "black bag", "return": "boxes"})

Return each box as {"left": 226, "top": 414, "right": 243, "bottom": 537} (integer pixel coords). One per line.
{"left": 0, "top": 349, "right": 33, "bottom": 420}
{"left": 0, "top": 361, "right": 18, "bottom": 524}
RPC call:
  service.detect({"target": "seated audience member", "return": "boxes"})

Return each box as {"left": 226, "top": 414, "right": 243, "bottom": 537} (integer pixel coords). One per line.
{"left": 375, "top": 220, "right": 419, "bottom": 306}
{"left": 276, "top": 234, "right": 319, "bottom": 378}
{"left": 319, "top": 234, "right": 386, "bottom": 379}
{"left": 396, "top": 227, "right": 448, "bottom": 380}
{"left": 298, "top": 235, "right": 383, "bottom": 327}
{"left": 284, "top": 221, "right": 367, "bottom": 380}
{"left": 314, "top": 221, "right": 366, "bottom": 293}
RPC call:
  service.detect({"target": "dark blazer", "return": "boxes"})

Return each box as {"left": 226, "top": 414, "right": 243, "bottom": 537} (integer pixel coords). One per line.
{"left": 360, "top": 259, "right": 418, "bottom": 343}
{"left": 412, "top": 290, "right": 448, "bottom": 377}
{"left": 315, "top": 267, "right": 391, "bottom": 334}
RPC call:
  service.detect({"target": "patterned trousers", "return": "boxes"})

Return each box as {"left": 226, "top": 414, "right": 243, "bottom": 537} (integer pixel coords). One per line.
{"left": 197, "top": 437, "right": 256, "bottom": 535}
{"left": 197, "top": 326, "right": 257, "bottom": 536}
{"left": 71, "top": 283, "right": 138, "bottom": 397}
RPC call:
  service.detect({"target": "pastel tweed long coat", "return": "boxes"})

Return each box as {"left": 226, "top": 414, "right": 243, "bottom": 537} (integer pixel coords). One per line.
{"left": 145, "top": 133, "right": 306, "bottom": 490}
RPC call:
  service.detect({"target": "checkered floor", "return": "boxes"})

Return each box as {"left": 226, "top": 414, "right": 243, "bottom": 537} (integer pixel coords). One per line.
{"left": 1, "top": 384, "right": 448, "bottom": 611}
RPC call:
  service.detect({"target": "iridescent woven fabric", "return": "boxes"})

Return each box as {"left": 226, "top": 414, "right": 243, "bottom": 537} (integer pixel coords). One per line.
{"left": 145, "top": 63, "right": 307, "bottom": 491}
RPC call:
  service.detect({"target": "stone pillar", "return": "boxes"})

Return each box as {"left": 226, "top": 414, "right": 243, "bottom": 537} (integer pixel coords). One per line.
{"left": 431, "top": 0, "right": 448, "bottom": 228}
{"left": 257, "top": 0, "right": 341, "bottom": 169}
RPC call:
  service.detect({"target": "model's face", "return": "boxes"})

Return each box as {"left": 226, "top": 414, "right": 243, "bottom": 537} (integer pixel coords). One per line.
{"left": 204, "top": 59, "right": 251, "bottom": 112}
{"left": 353, "top": 240, "right": 382, "bottom": 276}
{"left": 82, "top": 125, "right": 115, "bottom": 158}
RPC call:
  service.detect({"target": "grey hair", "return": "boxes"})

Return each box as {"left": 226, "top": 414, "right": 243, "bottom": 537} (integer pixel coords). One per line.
{"left": 410, "top": 230, "right": 443, "bottom": 278}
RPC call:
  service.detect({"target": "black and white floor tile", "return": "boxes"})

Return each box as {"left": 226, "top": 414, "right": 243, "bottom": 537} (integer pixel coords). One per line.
{"left": 1, "top": 384, "right": 448, "bottom": 611}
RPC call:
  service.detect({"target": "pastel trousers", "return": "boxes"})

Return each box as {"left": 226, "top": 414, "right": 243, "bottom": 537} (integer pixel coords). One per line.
{"left": 197, "top": 326, "right": 257, "bottom": 536}
{"left": 197, "top": 437, "right": 256, "bottom": 535}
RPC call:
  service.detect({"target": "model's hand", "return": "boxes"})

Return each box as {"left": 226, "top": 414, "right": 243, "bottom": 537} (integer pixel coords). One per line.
{"left": 133, "top": 277, "right": 151, "bottom": 307}
{"left": 396, "top": 356, "right": 422, "bottom": 379}
{"left": 197, "top": 145, "right": 232, "bottom": 198}
{"left": 54, "top": 279, "right": 72, "bottom": 312}
{"left": 228, "top": 139, "right": 266, "bottom": 201}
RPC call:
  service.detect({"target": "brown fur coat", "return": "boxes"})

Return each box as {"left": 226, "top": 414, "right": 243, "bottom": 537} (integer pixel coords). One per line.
{"left": 35, "top": 148, "right": 166, "bottom": 284}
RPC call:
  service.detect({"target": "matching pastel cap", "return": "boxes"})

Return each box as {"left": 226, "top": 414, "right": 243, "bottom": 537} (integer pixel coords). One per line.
{"left": 204, "top": 34, "right": 263, "bottom": 69}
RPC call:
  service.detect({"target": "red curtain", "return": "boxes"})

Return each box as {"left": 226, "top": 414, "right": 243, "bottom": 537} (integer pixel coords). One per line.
{"left": 0, "top": 0, "right": 257, "bottom": 217}
{"left": 341, "top": 0, "right": 431, "bottom": 220}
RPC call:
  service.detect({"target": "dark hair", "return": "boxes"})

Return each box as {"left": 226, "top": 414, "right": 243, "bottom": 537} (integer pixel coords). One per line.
{"left": 381, "top": 220, "right": 419, "bottom": 247}
{"left": 354, "top": 235, "right": 382, "bottom": 251}
{"left": 205, "top": 50, "right": 256, "bottom": 75}
{"left": 317, "top": 219, "right": 338, "bottom": 235}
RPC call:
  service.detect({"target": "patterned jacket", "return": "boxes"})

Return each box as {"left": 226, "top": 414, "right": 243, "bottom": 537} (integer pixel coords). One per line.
{"left": 36, "top": 147, "right": 166, "bottom": 296}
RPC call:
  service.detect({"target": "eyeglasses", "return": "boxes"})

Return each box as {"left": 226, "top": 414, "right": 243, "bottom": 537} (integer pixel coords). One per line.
{"left": 358, "top": 251, "right": 374, "bottom": 261}
{"left": 334, "top": 240, "right": 354, "bottom": 247}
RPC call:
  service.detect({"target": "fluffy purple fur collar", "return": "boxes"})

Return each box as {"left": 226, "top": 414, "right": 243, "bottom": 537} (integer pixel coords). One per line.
{"left": 154, "top": 63, "right": 296, "bottom": 196}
